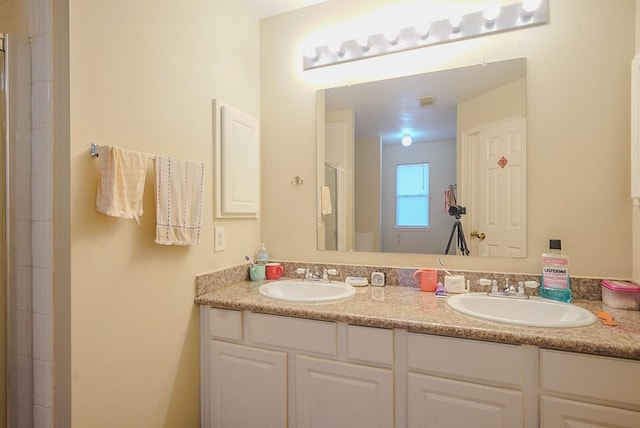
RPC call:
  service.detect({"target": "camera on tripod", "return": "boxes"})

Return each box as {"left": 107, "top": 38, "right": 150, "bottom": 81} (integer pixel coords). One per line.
{"left": 445, "top": 204, "right": 470, "bottom": 255}
{"left": 448, "top": 205, "right": 466, "bottom": 217}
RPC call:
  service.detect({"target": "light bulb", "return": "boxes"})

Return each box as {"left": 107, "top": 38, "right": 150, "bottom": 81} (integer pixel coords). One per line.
{"left": 303, "top": 46, "right": 319, "bottom": 60}
{"left": 415, "top": 22, "right": 430, "bottom": 39}
{"left": 356, "top": 34, "right": 370, "bottom": 51}
{"left": 328, "top": 40, "right": 344, "bottom": 56}
{"left": 483, "top": 3, "right": 501, "bottom": 23}
{"left": 522, "top": 0, "right": 542, "bottom": 16}
{"left": 383, "top": 29, "right": 399, "bottom": 45}
{"left": 402, "top": 135, "right": 412, "bottom": 146}
{"left": 450, "top": 15, "right": 462, "bottom": 32}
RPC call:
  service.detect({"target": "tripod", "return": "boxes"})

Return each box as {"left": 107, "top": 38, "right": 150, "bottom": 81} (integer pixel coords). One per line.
{"left": 445, "top": 215, "right": 470, "bottom": 256}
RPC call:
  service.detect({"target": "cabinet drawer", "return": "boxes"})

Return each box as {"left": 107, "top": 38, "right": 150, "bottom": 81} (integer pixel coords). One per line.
{"left": 541, "top": 350, "right": 640, "bottom": 406}
{"left": 408, "top": 372, "right": 523, "bottom": 427}
{"left": 250, "top": 313, "right": 337, "bottom": 355}
{"left": 541, "top": 395, "right": 640, "bottom": 427}
{"left": 208, "top": 307, "right": 243, "bottom": 340}
{"left": 347, "top": 325, "right": 394, "bottom": 365}
{"left": 407, "top": 333, "right": 522, "bottom": 386}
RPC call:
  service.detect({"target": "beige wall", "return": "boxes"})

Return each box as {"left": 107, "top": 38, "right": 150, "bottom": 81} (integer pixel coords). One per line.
{"left": 66, "top": 0, "right": 260, "bottom": 426}
{"left": 261, "top": 0, "right": 635, "bottom": 279}
{"left": 458, "top": 78, "right": 526, "bottom": 134}
{"left": 355, "top": 136, "right": 381, "bottom": 251}
{"left": 0, "top": 0, "right": 28, "bottom": 38}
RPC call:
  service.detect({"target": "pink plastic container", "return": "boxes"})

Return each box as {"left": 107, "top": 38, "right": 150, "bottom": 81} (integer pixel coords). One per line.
{"left": 601, "top": 280, "right": 640, "bottom": 311}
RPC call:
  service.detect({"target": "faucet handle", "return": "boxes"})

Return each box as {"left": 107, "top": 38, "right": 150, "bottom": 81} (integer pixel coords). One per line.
{"left": 491, "top": 280, "right": 498, "bottom": 294}
{"left": 326, "top": 269, "right": 338, "bottom": 276}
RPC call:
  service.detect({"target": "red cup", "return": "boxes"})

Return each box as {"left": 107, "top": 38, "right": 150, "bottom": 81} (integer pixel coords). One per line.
{"left": 266, "top": 262, "right": 284, "bottom": 280}
{"left": 413, "top": 269, "right": 438, "bottom": 292}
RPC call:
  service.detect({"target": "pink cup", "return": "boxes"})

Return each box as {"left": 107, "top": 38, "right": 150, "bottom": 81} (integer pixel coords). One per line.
{"left": 414, "top": 269, "right": 438, "bottom": 292}
{"left": 266, "top": 262, "right": 284, "bottom": 280}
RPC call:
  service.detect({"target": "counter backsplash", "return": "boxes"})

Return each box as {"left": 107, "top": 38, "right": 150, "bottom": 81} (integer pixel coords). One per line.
{"left": 195, "top": 262, "right": 605, "bottom": 301}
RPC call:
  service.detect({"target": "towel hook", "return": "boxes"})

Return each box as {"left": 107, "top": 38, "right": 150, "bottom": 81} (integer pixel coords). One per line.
{"left": 291, "top": 176, "right": 303, "bottom": 185}
{"left": 90, "top": 143, "right": 99, "bottom": 157}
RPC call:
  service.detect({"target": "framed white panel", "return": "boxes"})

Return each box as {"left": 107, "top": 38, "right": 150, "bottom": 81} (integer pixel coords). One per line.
{"left": 213, "top": 99, "right": 259, "bottom": 217}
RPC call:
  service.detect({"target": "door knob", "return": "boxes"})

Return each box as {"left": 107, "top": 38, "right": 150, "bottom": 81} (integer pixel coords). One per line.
{"left": 471, "top": 231, "right": 486, "bottom": 240}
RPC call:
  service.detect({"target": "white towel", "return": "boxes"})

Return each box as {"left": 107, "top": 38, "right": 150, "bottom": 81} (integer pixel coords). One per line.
{"left": 154, "top": 156, "right": 204, "bottom": 246}
{"left": 95, "top": 145, "right": 149, "bottom": 224}
{"left": 320, "top": 186, "right": 332, "bottom": 215}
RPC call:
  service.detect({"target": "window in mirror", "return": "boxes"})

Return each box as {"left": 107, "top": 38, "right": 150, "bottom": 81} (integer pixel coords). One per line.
{"left": 396, "top": 163, "right": 429, "bottom": 228}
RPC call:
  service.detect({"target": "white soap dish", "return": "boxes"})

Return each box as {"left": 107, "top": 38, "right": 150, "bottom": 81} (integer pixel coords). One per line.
{"left": 345, "top": 276, "right": 369, "bottom": 287}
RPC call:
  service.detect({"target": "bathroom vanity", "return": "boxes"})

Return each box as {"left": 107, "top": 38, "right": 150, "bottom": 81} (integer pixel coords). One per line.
{"left": 197, "top": 282, "right": 640, "bottom": 428}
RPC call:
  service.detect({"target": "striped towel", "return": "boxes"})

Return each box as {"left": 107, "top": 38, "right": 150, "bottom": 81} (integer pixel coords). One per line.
{"left": 95, "top": 145, "right": 149, "bottom": 224}
{"left": 154, "top": 156, "right": 204, "bottom": 246}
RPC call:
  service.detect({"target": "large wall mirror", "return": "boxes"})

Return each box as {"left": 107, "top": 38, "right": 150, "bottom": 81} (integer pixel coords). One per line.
{"left": 317, "top": 58, "right": 527, "bottom": 258}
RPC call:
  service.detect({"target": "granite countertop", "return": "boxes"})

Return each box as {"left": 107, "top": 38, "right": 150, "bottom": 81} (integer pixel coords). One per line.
{"left": 195, "top": 279, "right": 640, "bottom": 361}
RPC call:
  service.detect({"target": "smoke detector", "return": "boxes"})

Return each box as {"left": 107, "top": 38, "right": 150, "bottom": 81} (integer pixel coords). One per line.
{"left": 419, "top": 96, "right": 435, "bottom": 107}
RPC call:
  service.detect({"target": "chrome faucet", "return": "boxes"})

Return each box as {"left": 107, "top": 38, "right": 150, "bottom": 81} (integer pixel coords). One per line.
{"left": 481, "top": 278, "right": 538, "bottom": 299}
{"left": 322, "top": 268, "right": 338, "bottom": 282}
{"left": 295, "top": 267, "right": 338, "bottom": 282}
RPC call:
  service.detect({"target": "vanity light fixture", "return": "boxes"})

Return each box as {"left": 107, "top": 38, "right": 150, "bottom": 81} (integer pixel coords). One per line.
{"left": 302, "top": 0, "right": 547, "bottom": 70}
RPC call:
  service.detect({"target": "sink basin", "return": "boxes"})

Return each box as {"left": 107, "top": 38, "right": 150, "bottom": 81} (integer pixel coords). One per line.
{"left": 258, "top": 280, "right": 356, "bottom": 303}
{"left": 447, "top": 293, "right": 597, "bottom": 328}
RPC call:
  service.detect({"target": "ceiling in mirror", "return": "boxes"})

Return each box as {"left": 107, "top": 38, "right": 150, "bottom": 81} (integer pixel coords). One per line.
{"left": 324, "top": 58, "right": 526, "bottom": 146}
{"left": 318, "top": 58, "right": 527, "bottom": 258}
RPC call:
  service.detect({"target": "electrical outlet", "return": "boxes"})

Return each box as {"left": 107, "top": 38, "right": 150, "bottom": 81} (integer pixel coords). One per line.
{"left": 214, "top": 227, "right": 225, "bottom": 252}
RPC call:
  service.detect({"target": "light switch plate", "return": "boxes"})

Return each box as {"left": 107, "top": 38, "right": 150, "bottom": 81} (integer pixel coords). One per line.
{"left": 214, "top": 227, "right": 225, "bottom": 252}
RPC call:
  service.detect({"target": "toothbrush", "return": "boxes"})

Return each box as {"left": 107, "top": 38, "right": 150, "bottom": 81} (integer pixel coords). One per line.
{"left": 244, "top": 256, "right": 254, "bottom": 267}
{"left": 437, "top": 258, "right": 453, "bottom": 277}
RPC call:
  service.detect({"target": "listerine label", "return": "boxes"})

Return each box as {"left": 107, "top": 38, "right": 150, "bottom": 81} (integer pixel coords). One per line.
{"left": 542, "top": 266, "right": 569, "bottom": 289}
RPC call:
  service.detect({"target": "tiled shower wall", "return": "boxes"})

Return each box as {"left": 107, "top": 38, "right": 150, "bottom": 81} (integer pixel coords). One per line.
{"left": 7, "top": 34, "right": 33, "bottom": 428}
{"left": 29, "top": 0, "right": 55, "bottom": 425}
{"left": 7, "top": 0, "right": 55, "bottom": 426}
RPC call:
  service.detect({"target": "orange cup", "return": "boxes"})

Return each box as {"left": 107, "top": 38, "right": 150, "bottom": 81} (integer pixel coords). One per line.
{"left": 413, "top": 269, "right": 438, "bottom": 292}
{"left": 266, "top": 262, "right": 284, "bottom": 280}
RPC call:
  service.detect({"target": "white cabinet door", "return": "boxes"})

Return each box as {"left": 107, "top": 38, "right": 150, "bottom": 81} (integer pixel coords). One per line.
{"left": 209, "top": 340, "right": 286, "bottom": 428}
{"left": 408, "top": 372, "right": 523, "bottom": 428}
{"left": 541, "top": 395, "right": 640, "bottom": 428}
{"left": 295, "top": 355, "right": 393, "bottom": 428}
